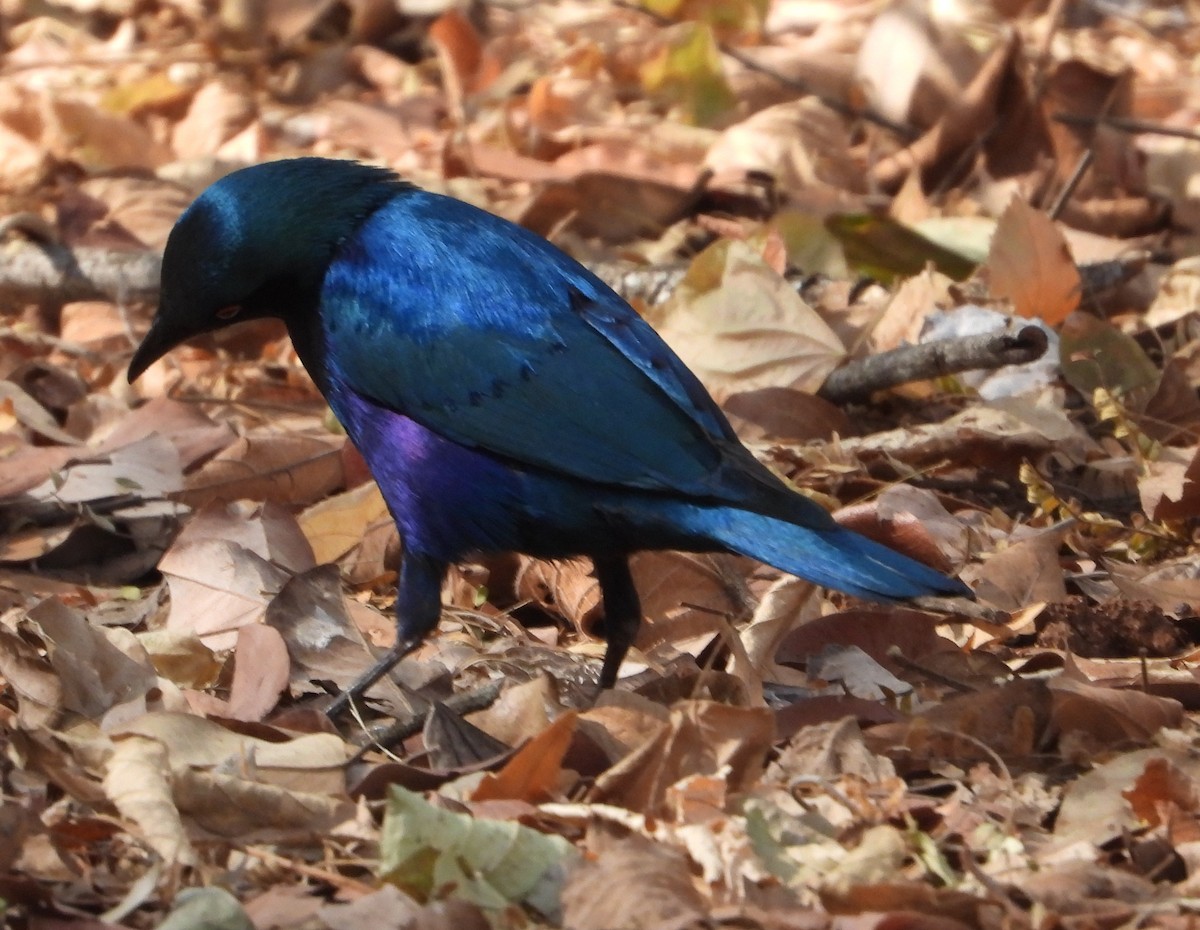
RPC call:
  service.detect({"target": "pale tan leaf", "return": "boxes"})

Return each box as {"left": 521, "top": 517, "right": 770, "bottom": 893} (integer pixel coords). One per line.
{"left": 104, "top": 735, "right": 196, "bottom": 866}
{"left": 115, "top": 712, "right": 349, "bottom": 795}
{"left": 158, "top": 502, "right": 313, "bottom": 650}
{"left": 299, "top": 481, "right": 390, "bottom": 565}
{"left": 652, "top": 239, "right": 846, "bottom": 398}
{"left": 171, "top": 79, "right": 257, "bottom": 160}
{"left": 159, "top": 539, "right": 288, "bottom": 649}
{"left": 42, "top": 97, "right": 171, "bottom": 171}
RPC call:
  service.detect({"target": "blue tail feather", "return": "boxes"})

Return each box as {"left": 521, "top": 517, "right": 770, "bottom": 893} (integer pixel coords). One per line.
{"left": 689, "top": 505, "right": 968, "bottom": 602}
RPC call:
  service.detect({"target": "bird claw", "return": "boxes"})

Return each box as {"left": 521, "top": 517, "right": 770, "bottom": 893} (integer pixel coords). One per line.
{"left": 324, "top": 638, "right": 421, "bottom": 721}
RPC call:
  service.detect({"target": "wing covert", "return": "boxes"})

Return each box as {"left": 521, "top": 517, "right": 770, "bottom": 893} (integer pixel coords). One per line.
{"left": 318, "top": 191, "right": 743, "bottom": 497}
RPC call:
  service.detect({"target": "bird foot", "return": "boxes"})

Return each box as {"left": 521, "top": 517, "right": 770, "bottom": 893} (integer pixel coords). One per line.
{"left": 325, "top": 638, "right": 420, "bottom": 720}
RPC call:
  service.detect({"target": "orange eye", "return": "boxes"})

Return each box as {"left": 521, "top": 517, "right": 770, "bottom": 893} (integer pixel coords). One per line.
{"left": 215, "top": 305, "right": 242, "bottom": 320}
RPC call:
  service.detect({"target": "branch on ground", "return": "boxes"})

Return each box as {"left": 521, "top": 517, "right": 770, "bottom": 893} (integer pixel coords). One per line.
{"left": 818, "top": 326, "right": 1051, "bottom": 404}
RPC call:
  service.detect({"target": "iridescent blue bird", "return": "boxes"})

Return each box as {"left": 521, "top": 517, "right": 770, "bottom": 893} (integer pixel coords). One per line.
{"left": 128, "top": 158, "right": 969, "bottom": 707}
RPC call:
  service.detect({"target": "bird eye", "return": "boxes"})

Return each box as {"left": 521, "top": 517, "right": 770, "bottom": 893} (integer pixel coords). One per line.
{"left": 215, "top": 305, "right": 242, "bottom": 320}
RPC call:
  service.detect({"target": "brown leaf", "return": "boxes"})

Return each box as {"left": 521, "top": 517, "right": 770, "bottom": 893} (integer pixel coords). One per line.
{"left": 472, "top": 711, "right": 578, "bottom": 803}
{"left": 28, "top": 598, "right": 157, "bottom": 718}
{"left": 100, "top": 396, "right": 236, "bottom": 471}
{"left": 1059, "top": 311, "right": 1160, "bottom": 411}
{"left": 0, "top": 445, "right": 80, "bottom": 499}
{"left": 60, "top": 301, "right": 133, "bottom": 349}
{"left": 1054, "top": 748, "right": 1178, "bottom": 847}
{"left": 589, "top": 700, "right": 774, "bottom": 814}
{"left": 963, "top": 523, "right": 1070, "bottom": 611}
{"left": 986, "top": 197, "right": 1082, "bottom": 325}
{"left": 309, "top": 99, "right": 420, "bottom": 164}
{"left": 724, "top": 387, "right": 850, "bottom": 443}
{"left": 429, "top": 9, "right": 488, "bottom": 93}
{"left": 1050, "top": 676, "right": 1184, "bottom": 747}
{"left": 776, "top": 609, "right": 956, "bottom": 671}
{"left": 320, "top": 885, "right": 490, "bottom": 930}
{"left": 580, "top": 691, "right": 671, "bottom": 764}
{"left": 868, "top": 678, "right": 1053, "bottom": 766}
{"left": 77, "top": 175, "right": 193, "bottom": 251}
{"left": 773, "top": 716, "right": 896, "bottom": 783}
{"left": 265, "top": 564, "right": 404, "bottom": 700}
{"left": 1123, "top": 755, "right": 1200, "bottom": 828}
{"left": 157, "top": 502, "right": 315, "bottom": 650}
{"left": 515, "top": 141, "right": 704, "bottom": 240}
{"left": 179, "top": 430, "right": 345, "bottom": 508}
{"left": 0, "top": 114, "right": 50, "bottom": 188}
{"left": 42, "top": 97, "right": 171, "bottom": 170}
{"left": 856, "top": 0, "right": 980, "bottom": 127}
{"left": 834, "top": 499, "right": 956, "bottom": 575}
{"left": 103, "top": 735, "right": 196, "bottom": 867}
{"left": 704, "top": 99, "right": 857, "bottom": 197}
{"left": 561, "top": 832, "right": 708, "bottom": 930}
{"left": 299, "top": 481, "right": 391, "bottom": 565}
{"left": 224, "top": 624, "right": 291, "bottom": 721}
{"left": 0, "top": 380, "right": 82, "bottom": 446}
{"left": 0, "top": 621, "right": 64, "bottom": 729}
{"left": 467, "top": 674, "right": 563, "bottom": 748}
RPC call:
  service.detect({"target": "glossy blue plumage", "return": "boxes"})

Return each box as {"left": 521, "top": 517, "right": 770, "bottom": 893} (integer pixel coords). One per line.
{"left": 320, "top": 191, "right": 742, "bottom": 495}
{"left": 129, "top": 158, "right": 969, "bottom": 693}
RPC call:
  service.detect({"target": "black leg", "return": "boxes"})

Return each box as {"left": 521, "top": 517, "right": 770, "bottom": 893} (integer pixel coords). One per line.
{"left": 326, "top": 551, "right": 449, "bottom": 719}
{"left": 593, "top": 555, "right": 643, "bottom": 689}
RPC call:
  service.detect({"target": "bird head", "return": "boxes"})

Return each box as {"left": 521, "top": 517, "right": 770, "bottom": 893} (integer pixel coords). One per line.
{"left": 128, "top": 158, "right": 407, "bottom": 382}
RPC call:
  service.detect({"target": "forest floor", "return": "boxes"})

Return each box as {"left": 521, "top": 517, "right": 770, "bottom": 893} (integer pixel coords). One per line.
{"left": 3, "top": 0, "right": 1200, "bottom": 927}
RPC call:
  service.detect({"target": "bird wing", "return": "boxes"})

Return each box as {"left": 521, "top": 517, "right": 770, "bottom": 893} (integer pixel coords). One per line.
{"left": 318, "top": 192, "right": 754, "bottom": 498}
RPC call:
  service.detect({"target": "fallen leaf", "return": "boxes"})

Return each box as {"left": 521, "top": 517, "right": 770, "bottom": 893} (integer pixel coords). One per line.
{"left": 651, "top": 239, "right": 846, "bottom": 398}
{"left": 986, "top": 197, "right": 1082, "bottom": 324}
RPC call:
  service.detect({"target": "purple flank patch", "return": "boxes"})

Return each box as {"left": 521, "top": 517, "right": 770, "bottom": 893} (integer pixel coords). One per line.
{"left": 329, "top": 383, "right": 524, "bottom": 560}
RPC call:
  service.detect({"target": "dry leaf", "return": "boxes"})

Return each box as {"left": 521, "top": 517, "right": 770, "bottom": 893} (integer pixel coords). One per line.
{"left": 986, "top": 197, "right": 1082, "bottom": 324}
{"left": 652, "top": 239, "right": 846, "bottom": 399}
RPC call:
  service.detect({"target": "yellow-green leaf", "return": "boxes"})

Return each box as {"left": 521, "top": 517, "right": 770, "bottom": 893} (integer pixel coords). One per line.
{"left": 380, "top": 785, "right": 576, "bottom": 915}
{"left": 826, "top": 213, "right": 978, "bottom": 283}
{"left": 1059, "top": 312, "right": 1160, "bottom": 412}
{"left": 641, "top": 23, "right": 735, "bottom": 126}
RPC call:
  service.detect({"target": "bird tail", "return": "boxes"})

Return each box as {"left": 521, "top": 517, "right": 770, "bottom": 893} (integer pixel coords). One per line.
{"left": 687, "top": 504, "right": 969, "bottom": 602}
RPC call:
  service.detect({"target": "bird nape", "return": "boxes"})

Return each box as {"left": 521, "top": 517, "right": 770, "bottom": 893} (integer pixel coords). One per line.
{"left": 128, "top": 157, "right": 971, "bottom": 712}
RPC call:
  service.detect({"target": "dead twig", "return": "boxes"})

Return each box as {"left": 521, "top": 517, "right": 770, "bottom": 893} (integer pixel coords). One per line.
{"left": 818, "top": 325, "right": 1050, "bottom": 405}
{"left": 1047, "top": 149, "right": 1094, "bottom": 221}
{"left": 344, "top": 678, "right": 504, "bottom": 765}
{"left": 0, "top": 239, "right": 161, "bottom": 308}
{"left": 1054, "top": 112, "right": 1200, "bottom": 143}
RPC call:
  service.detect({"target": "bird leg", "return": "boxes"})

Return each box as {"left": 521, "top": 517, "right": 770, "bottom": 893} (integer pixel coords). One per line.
{"left": 593, "top": 555, "right": 643, "bottom": 689}
{"left": 325, "top": 552, "right": 449, "bottom": 719}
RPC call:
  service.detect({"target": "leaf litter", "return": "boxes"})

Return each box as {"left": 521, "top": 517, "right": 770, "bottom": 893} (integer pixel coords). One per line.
{"left": 5, "top": 0, "right": 1200, "bottom": 926}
